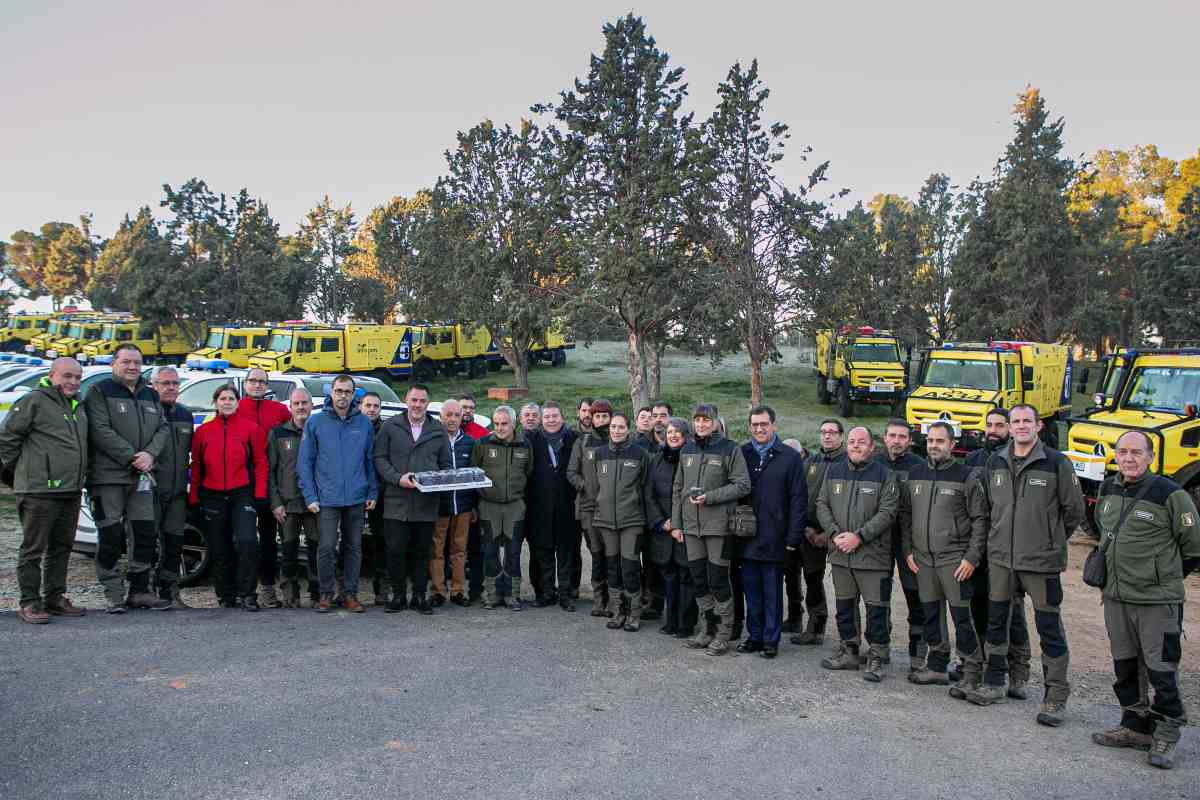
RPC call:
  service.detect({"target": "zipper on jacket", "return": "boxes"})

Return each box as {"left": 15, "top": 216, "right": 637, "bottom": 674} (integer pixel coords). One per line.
{"left": 925, "top": 470, "right": 938, "bottom": 564}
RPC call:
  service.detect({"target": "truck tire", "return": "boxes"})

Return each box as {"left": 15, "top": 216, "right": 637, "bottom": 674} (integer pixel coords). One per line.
{"left": 836, "top": 381, "right": 853, "bottom": 418}
{"left": 175, "top": 523, "right": 210, "bottom": 588}
{"left": 487, "top": 359, "right": 502, "bottom": 373}
{"left": 413, "top": 359, "right": 435, "bottom": 382}
{"left": 816, "top": 374, "right": 830, "bottom": 405}
{"left": 551, "top": 348, "right": 566, "bottom": 367}
{"left": 468, "top": 358, "right": 486, "bottom": 378}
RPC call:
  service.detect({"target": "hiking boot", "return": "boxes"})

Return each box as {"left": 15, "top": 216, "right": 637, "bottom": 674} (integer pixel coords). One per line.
{"left": 908, "top": 654, "right": 927, "bottom": 676}
{"left": 482, "top": 597, "right": 498, "bottom": 610}
{"left": 908, "top": 669, "right": 950, "bottom": 686}
{"left": 44, "top": 597, "right": 85, "bottom": 617}
{"left": 344, "top": 594, "right": 365, "bottom": 613}
{"left": 385, "top": 598, "right": 406, "bottom": 613}
{"left": 790, "top": 616, "right": 826, "bottom": 646}
{"left": 606, "top": 610, "right": 627, "bottom": 629}
{"left": 947, "top": 659, "right": 963, "bottom": 683}
{"left": 949, "top": 673, "right": 981, "bottom": 701}
{"left": 1036, "top": 701, "right": 1066, "bottom": 727}
{"left": 128, "top": 592, "right": 171, "bottom": 610}
{"left": 106, "top": 600, "right": 127, "bottom": 614}
{"left": 167, "top": 593, "right": 192, "bottom": 610}
{"left": 241, "top": 595, "right": 260, "bottom": 612}
{"left": 966, "top": 684, "right": 1008, "bottom": 706}
{"left": 281, "top": 581, "right": 301, "bottom": 609}
{"left": 686, "top": 624, "right": 714, "bottom": 649}
{"left": 450, "top": 593, "right": 468, "bottom": 607}
{"left": 706, "top": 637, "right": 729, "bottom": 656}
{"left": 505, "top": 597, "right": 523, "bottom": 612}
{"left": 1091, "top": 727, "right": 1153, "bottom": 751}
{"left": 821, "top": 644, "right": 862, "bottom": 671}
{"left": 1148, "top": 737, "right": 1177, "bottom": 769}
{"left": 863, "top": 655, "right": 885, "bottom": 682}
{"left": 316, "top": 594, "right": 333, "bottom": 613}
{"left": 623, "top": 617, "right": 641, "bottom": 632}
{"left": 589, "top": 601, "right": 608, "bottom": 618}
{"left": 18, "top": 605, "right": 50, "bottom": 625}
{"left": 259, "top": 585, "right": 283, "bottom": 609}
{"left": 1007, "top": 679, "right": 1029, "bottom": 700}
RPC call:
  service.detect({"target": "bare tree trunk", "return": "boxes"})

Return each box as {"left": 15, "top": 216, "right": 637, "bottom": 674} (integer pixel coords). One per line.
{"left": 749, "top": 345, "right": 764, "bottom": 406}
{"left": 645, "top": 340, "right": 664, "bottom": 401}
{"left": 500, "top": 342, "right": 530, "bottom": 389}
{"left": 626, "top": 329, "right": 649, "bottom": 410}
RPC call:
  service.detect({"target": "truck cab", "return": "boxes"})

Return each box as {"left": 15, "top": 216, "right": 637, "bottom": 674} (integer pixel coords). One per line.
{"left": 905, "top": 341, "right": 1072, "bottom": 451}
{"left": 80, "top": 320, "right": 202, "bottom": 364}
{"left": 1, "top": 314, "right": 51, "bottom": 352}
{"left": 815, "top": 326, "right": 907, "bottom": 417}
{"left": 187, "top": 326, "right": 270, "bottom": 368}
{"left": 46, "top": 320, "right": 107, "bottom": 358}
{"left": 250, "top": 326, "right": 344, "bottom": 373}
{"left": 1066, "top": 348, "right": 1200, "bottom": 511}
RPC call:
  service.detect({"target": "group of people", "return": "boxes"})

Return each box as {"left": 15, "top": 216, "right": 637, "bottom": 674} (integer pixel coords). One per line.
{"left": 4, "top": 346, "right": 1198, "bottom": 769}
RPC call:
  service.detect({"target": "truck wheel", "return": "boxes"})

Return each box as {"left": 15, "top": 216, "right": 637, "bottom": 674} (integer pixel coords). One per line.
{"left": 413, "top": 359, "right": 435, "bottom": 382}
{"left": 836, "top": 382, "right": 853, "bottom": 418}
{"left": 467, "top": 358, "right": 485, "bottom": 378}
{"left": 487, "top": 359, "right": 502, "bottom": 373}
{"left": 1040, "top": 416, "right": 1060, "bottom": 450}
{"left": 551, "top": 348, "right": 566, "bottom": 367}
{"left": 175, "top": 523, "right": 210, "bottom": 588}
{"left": 816, "top": 374, "right": 830, "bottom": 405}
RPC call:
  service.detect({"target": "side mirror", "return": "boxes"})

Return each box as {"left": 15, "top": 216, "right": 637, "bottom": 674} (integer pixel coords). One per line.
{"left": 1076, "top": 367, "right": 1090, "bottom": 395}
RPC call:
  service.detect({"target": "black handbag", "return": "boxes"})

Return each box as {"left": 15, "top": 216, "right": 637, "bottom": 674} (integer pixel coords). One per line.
{"left": 1083, "top": 478, "right": 1151, "bottom": 589}
{"left": 728, "top": 503, "right": 758, "bottom": 538}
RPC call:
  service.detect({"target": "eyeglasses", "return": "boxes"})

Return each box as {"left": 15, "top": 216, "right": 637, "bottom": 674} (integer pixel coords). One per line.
{"left": 750, "top": 422, "right": 771, "bottom": 428}
{"left": 331, "top": 388, "right": 354, "bottom": 396}
{"left": 155, "top": 380, "right": 181, "bottom": 387}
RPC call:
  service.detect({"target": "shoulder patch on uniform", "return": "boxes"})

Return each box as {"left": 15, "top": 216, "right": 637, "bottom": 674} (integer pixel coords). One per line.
{"left": 1028, "top": 477, "right": 1048, "bottom": 487}
{"left": 707, "top": 457, "right": 722, "bottom": 466}
{"left": 586, "top": 451, "right": 595, "bottom": 461}
{"left": 685, "top": 456, "right": 695, "bottom": 468}
{"left": 994, "top": 473, "right": 1004, "bottom": 486}
{"left": 1134, "top": 510, "right": 1154, "bottom": 521}
{"left": 488, "top": 448, "right": 497, "bottom": 458}
{"left": 1183, "top": 512, "right": 1195, "bottom": 527}
{"left": 913, "top": 484, "right": 921, "bottom": 495}
{"left": 833, "top": 482, "right": 843, "bottom": 495}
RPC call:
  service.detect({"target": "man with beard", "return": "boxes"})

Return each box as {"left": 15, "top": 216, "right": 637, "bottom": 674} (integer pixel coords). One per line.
{"left": 961, "top": 408, "right": 1032, "bottom": 698}
{"left": 576, "top": 398, "right": 593, "bottom": 435}
{"left": 360, "top": 391, "right": 387, "bottom": 604}
{"left": 568, "top": 398, "right": 611, "bottom": 615}
{"left": 151, "top": 367, "right": 193, "bottom": 608}
{"left": 269, "top": 388, "right": 320, "bottom": 607}
{"left": 876, "top": 419, "right": 930, "bottom": 675}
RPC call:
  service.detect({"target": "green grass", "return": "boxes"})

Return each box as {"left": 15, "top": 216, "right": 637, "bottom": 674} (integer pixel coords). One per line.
{"left": 382, "top": 341, "right": 896, "bottom": 446}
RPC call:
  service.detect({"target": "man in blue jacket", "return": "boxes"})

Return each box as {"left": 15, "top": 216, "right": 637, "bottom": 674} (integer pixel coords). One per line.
{"left": 298, "top": 375, "right": 378, "bottom": 613}
{"left": 738, "top": 405, "right": 808, "bottom": 658}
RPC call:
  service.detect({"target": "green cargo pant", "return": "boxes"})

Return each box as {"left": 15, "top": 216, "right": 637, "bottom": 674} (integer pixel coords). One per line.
{"left": 598, "top": 525, "right": 643, "bottom": 619}
{"left": 916, "top": 561, "right": 982, "bottom": 678}
{"left": 986, "top": 565, "right": 1069, "bottom": 702}
{"left": 831, "top": 565, "right": 892, "bottom": 660}
{"left": 479, "top": 499, "right": 525, "bottom": 604}
{"left": 16, "top": 493, "right": 82, "bottom": 609}
{"left": 1103, "top": 598, "right": 1187, "bottom": 742}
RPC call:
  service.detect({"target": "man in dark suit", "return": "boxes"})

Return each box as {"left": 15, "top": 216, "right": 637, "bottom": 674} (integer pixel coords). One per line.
{"left": 525, "top": 400, "right": 580, "bottom": 611}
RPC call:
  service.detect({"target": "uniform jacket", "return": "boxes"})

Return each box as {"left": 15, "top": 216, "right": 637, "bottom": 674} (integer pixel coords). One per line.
{"left": 567, "top": 428, "right": 608, "bottom": 517}
{"left": 0, "top": 379, "right": 88, "bottom": 495}
{"left": 738, "top": 438, "right": 807, "bottom": 563}
{"left": 235, "top": 396, "right": 291, "bottom": 439}
{"left": 645, "top": 446, "right": 682, "bottom": 564}
{"left": 670, "top": 432, "right": 752, "bottom": 538}
{"left": 592, "top": 438, "right": 650, "bottom": 531}
{"left": 816, "top": 457, "right": 899, "bottom": 571}
{"left": 975, "top": 440, "right": 1086, "bottom": 573}
{"left": 900, "top": 456, "right": 988, "bottom": 568}
{"left": 804, "top": 445, "right": 846, "bottom": 529}
{"left": 154, "top": 402, "right": 193, "bottom": 500}
{"left": 189, "top": 412, "right": 268, "bottom": 504}
{"left": 267, "top": 419, "right": 307, "bottom": 513}
{"left": 297, "top": 397, "right": 378, "bottom": 508}
{"left": 470, "top": 430, "right": 533, "bottom": 505}
{"left": 439, "top": 429, "right": 479, "bottom": 517}
{"left": 525, "top": 428, "right": 579, "bottom": 548}
{"left": 84, "top": 376, "right": 168, "bottom": 486}
{"left": 1098, "top": 472, "right": 1200, "bottom": 605}
{"left": 373, "top": 412, "right": 451, "bottom": 522}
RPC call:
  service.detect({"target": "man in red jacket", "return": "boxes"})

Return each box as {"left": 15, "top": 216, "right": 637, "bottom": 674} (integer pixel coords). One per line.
{"left": 459, "top": 394, "right": 489, "bottom": 441}
{"left": 234, "top": 367, "right": 291, "bottom": 608}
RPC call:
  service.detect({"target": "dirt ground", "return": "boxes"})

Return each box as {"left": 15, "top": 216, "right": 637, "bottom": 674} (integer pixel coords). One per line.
{"left": 2, "top": 481, "right": 1197, "bottom": 715}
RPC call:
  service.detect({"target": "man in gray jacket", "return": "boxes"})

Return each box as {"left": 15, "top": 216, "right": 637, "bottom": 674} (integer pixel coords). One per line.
{"left": 151, "top": 366, "right": 193, "bottom": 609}
{"left": 373, "top": 383, "right": 451, "bottom": 614}
{"left": 84, "top": 344, "right": 169, "bottom": 612}
{"left": 0, "top": 357, "right": 88, "bottom": 624}
{"left": 966, "top": 404, "right": 1086, "bottom": 727}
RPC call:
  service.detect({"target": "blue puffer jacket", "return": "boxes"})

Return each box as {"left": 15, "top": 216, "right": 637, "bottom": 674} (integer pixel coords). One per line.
{"left": 298, "top": 396, "right": 378, "bottom": 508}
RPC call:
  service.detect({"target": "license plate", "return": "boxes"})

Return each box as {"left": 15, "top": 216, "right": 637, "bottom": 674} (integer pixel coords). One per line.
{"left": 1067, "top": 452, "right": 1107, "bottom": 482}
{"left": 920, "top": 420, "right": 961, "bottom": 436}
{"left": 869, "top": 382, "right": 894, "bottom": 393}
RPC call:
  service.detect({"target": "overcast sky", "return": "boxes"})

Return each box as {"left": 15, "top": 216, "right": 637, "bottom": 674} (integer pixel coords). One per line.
{"left": 2, "top": 0, "right": 1197, "bottom": 239}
